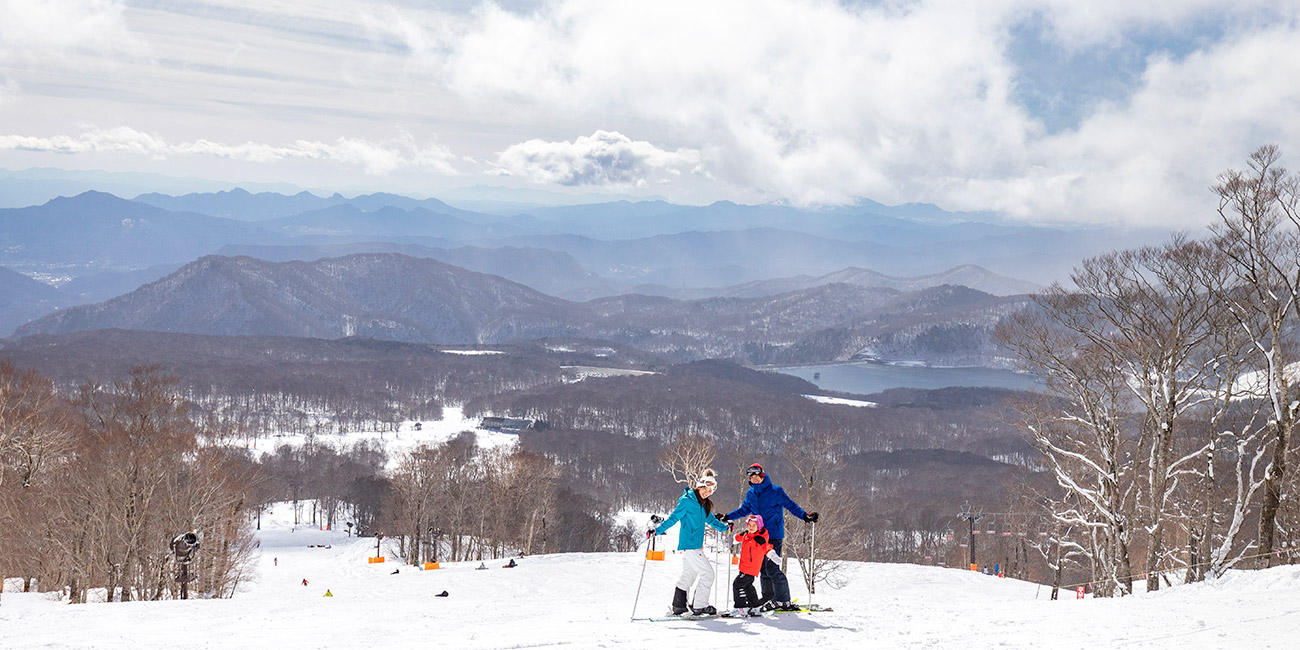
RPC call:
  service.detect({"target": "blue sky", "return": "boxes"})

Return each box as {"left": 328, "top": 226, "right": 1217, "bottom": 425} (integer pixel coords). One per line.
{"left": 1, "top": 0, "right": 1298, "bottom": 226}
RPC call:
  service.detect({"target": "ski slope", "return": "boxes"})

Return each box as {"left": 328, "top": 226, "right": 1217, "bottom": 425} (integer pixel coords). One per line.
{"left": 4, "top": 506, "right": 1299, "bottom": 649}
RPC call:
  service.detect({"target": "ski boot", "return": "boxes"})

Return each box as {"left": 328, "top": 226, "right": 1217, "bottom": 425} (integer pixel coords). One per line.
{"left": 690, "top": 605, "right": 717, "bottom": 617}
{"left": 668, "top": 588, "right": 689, "bottom": 616}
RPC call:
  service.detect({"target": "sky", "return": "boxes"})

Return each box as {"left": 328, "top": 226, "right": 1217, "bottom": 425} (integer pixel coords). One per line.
{"left": 1, "top": 0, "right": 1299, "bottom": 226}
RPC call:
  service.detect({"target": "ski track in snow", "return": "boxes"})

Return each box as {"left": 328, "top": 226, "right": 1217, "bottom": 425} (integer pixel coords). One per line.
{"left": 4, "top": 504, "right": 1300, "bottom": 649}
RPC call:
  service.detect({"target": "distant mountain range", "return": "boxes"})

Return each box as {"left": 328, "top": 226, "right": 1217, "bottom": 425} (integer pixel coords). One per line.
{"left": 627, "top": 264, "right": 1040, "bottom": 299}
{"left": 14, "top": 253, "right": 1030, "bottom": 365}
{"left": 1, "top": 187, "right": 1166, "bottom": 286}
{"left": 0, "top": 185, "right": 1175, "bottom": 356}
{"left": 0, "top": 191, "right": 281, "bottom": 272}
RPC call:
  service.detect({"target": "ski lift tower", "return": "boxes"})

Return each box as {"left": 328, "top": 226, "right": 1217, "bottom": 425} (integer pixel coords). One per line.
{"left": 960, "top": 504, "right": 983, "bottom": 571}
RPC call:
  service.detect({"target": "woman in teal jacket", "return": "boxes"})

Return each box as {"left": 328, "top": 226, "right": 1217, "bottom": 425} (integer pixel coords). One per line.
{"left": 649, "top": 469, "right": 728, "bottom": 616}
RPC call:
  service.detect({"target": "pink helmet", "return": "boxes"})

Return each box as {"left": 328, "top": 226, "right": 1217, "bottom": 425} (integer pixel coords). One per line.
{"left": 749, "top": 514, "right": 764, "bottom": 529}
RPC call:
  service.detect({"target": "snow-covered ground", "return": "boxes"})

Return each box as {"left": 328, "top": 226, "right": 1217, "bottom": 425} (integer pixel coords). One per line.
{"left": 4, "top": 505, "right": 1298, "bottom": 649}
{"left": 254, "top": 406, "right": 519, "bottom": 469}
{"left": 803, "top": 394, "right": 877, "bottom": 408}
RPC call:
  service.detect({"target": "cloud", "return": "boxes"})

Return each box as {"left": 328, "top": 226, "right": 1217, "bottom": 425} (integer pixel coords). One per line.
{"left": 0, "top": 127, "right": 461, "bottom": 176}
{"left": 4, "top": 0, "right": 1300, "bottom": 225}
{"left": 388, "top": 0, "right": 1300, "bottom": 222}
{"left": 0, "top": 0, "right": 146, "bottom": 65}
{"left": 493, "top": 131, "right": 701, "bottom": 186}
{"left": 952, "top": 23, "right": 1300, "bottom": 222}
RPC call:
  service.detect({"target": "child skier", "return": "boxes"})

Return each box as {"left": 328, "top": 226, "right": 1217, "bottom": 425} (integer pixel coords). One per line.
{"left": 648, "top": 468, "right": 729, "bottom": 616}
{"left": 730, "top": 514, "right": 780, "bottom": 617}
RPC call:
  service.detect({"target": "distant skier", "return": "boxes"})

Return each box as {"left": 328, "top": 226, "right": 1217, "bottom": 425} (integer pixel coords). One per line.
{"left": 720, "top": 463, "right": 819, "bottom": 611}
{"left": 729, "top": 514, "right": 780, "bottom": 617}
{"left": 301, "top": 578, "right": 308, "bottom": 587}
{"left": 648, "top": 468, "right": 728, "bottom": 616}
{"left": 503, "top": 558, "right": 517, "bottom": 568}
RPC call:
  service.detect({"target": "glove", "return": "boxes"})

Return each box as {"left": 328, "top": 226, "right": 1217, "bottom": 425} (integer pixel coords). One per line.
{"left": 646, "top": 529, "right": 656, "bottom": 539}
{"left": 714, "top": 513, "right": 728, "bottom": 524}
{"left": 765, "top": 549, "right": 781, "bottom": 564}
{"left": 804, "top": 512, "right": 819, "bottom": 523}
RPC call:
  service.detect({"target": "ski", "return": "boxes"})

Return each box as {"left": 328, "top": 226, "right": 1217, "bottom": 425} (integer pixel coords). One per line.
{"left": 771, "top": 598, "right": 834, "bottom": 613}
{"left": 633, "top": 613, "right": 723, "bottom": 622}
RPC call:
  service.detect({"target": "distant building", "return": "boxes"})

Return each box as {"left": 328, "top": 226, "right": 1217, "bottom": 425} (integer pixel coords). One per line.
{"left": 479, "top": 416, "right": 534, "bottom": 433}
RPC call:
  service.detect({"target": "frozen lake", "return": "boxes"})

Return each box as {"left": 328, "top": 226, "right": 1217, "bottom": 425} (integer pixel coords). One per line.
{"left": 770, "top": 361, "right": 1042, "bottom": 396}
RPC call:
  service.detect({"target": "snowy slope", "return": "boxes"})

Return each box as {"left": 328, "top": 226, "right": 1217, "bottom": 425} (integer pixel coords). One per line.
{"left": 4, "top": 506, "right": 1299, "bottom": 649}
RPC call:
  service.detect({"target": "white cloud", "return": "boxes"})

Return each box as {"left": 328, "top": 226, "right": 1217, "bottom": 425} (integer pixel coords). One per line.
{"left": 0, "top": 127, "right": 461, "bottom": 176}
{"left": 0, "top": 0, "right": 146, "bottom": 64}
{"left": 3, "top": 0, "right": 1300, "bottom": 225}
{"left": 953, "top": 23, "right": 1300, "bottom": 222}
{"left": 402, "top": 0, "right": 1300, "bottom": 221}
{"left": 493, "top": 130, "right": 701, "bottom": 186}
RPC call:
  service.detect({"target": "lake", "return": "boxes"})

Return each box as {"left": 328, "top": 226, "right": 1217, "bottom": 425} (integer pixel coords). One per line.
{"left": 768, "top": 361, "right": 1042, "bottom": 396}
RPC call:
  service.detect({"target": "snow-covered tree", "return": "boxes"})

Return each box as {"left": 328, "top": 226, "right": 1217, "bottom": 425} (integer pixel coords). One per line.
{"left": 1211, "top": 144, "right": 1300, "bottom": 566}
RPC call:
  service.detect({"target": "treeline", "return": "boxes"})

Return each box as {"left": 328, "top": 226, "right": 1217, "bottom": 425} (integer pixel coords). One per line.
{"left": 0, "top": 332, "right": 666, "bottom": 437}
{"left": 995, "top": 146, "right": 1300, "bottom": 597}
{"left": 465, "top": 359, "right": 1030, "bottom": 460}
{"left": 0, "top": 363, "right": 264, "bottom": 603}
{"left": 382, "top": 435, "right": 624, "bottom": 564}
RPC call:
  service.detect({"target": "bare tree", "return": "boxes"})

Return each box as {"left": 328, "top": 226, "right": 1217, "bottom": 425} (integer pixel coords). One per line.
{"left": 996, "top": 300, "right": 1139, "bottom": 596}
{"left": 657, "top": 433, "right": 717, "bottom": 486}
{"left": 782, "top": 430, "right": 857, "bottom": 596}
{"left": 1211, "top": 144, "right": 1300, "bottom": 566}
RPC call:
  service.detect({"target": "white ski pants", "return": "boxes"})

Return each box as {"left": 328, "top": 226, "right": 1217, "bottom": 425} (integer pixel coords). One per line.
{"left": 675, "top": 548, "right": 715, "bottom": 608}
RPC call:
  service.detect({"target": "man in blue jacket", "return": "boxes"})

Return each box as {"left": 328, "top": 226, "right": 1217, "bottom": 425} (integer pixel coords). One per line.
{"left": 722, "top": 463, "right": 819, "bottom": 611}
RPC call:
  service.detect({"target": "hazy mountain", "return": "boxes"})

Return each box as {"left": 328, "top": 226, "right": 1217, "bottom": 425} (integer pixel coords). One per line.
{"left": 15, "top": 253, "right": 1026, "bottom": 365}
{"left": 215, "top": 242, "right": 612, "bottom": 299}
{"left": 134, "top": 187, "right": 502, "bottom": 224}
{"left": 5, "top": 187, "right": 1167, "bottom": 292}
{"left": 492, "top": 228, "right": 902, "bottom": 286}
{"left": 260, "top": 204, "right": 529, "bottom": 240}
{"left": 630, "top": 264, "right": 1041, "bottom": 299}
{"left": 133, "top": 187, "right": 346, "bottom": 221}
{"left": 57, "top": 263, "right": 186, "bottom": 304}
{"left": 15, "top": 254, "right": 576, "bottom": 343}
{"left": 510, "top": 199, "right": 1003, "bottom": 241}
{"left": 0, "top": 167, "right": 302, "bottom": 209}
{"left": 0, "top": 266, "right": 70, "bottom": 335}
{"left": 0, "top": 191, "right": 282, "bottom": 272}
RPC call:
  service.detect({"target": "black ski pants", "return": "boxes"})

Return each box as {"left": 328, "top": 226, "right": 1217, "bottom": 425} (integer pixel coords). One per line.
{"left": 759, "top": 538, "right": 792, "bottom": 604}
{"left": 733, "top": 573, "right": 759, "bottom": 608}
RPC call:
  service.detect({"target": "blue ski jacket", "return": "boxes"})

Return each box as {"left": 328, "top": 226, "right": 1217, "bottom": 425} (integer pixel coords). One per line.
{"left": 654, "top": 487, "right": 729, "bottom": 551}
{"left": 725, "top": 475, "right": 807, "bottom": 540}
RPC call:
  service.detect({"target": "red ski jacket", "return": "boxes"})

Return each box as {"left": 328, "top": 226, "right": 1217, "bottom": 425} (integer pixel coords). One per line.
{"left": 735, "top": 528, "right": 775, "bottom": 576}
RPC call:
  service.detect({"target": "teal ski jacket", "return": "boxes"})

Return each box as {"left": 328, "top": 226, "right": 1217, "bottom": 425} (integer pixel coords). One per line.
{"left": 654, "top": 487, "right": 729, "bottom": 550}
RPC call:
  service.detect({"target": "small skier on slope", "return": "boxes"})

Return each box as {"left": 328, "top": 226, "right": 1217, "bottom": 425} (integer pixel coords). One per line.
{"left": 730, "top": 514, "right": 781, "bottom": 617}
{"left": 648, "top": 468, "right": 729, "bottom": 616}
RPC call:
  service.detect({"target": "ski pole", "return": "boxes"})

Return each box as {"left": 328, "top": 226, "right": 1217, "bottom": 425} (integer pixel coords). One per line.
{"left": 808, "top": 521, "right": 816, "bottom": 609}
{"left": 728, "top": 525, "right": 738, "bottom": 611}
{"left": 713, "top": 529, "right": 720, "bottom": 609}
{"left": 632, "top": 515, "right": 661, "bottom": 621}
